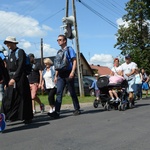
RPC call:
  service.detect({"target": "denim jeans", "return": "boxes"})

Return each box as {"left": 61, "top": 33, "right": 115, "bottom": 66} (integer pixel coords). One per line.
{"left": 55, "top": 76, "right": 80, "bottom": 113}
{"left": 134, "top": 83, "right": 142, "bottom": 99}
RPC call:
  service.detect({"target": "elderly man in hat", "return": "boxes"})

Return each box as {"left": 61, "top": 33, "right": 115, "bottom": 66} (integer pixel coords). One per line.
{"left": 1, "top": 36, "right": 33, "bottom": 124}
{"left": 120, "top": 54, "right": 137, "bottom": 107}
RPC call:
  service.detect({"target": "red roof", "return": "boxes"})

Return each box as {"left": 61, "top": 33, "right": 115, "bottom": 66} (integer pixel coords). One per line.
{"left": 90, "top": 65, "right": 111, "bottom": 76}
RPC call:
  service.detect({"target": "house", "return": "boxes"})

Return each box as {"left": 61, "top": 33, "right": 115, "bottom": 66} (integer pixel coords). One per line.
{"left": 90, "top": 64, "right": 111, "bottom": 76}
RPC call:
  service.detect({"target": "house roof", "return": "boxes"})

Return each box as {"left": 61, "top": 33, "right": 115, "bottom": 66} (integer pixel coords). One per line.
{"left": 90, "top": 64, "right": 111, "bottom": 76}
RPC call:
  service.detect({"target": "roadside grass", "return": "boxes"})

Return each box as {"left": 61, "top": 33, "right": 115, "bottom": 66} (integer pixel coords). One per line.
{"left": 38, "top": 94, "right": 94, "bottom": 105}
{"left": 0, "top": 90, "right": 149, "bottom": 107}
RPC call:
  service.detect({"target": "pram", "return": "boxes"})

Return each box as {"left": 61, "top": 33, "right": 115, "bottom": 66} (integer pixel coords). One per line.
{"left": 93, "top": 75, "right": 132, "bottom": 111}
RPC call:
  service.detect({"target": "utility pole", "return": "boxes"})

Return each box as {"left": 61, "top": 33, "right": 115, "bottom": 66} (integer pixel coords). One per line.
{"left": 72, "top": 0, "right": 84, "bottom": 96}
{"left": 66, "top": 0, "right": 69, "bottom": 17}
{"left": 41, "top": 38, "right": 43, "bottom": 67}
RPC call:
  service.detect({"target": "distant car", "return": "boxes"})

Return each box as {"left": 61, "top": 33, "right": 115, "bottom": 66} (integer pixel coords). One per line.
{"left": 64, "top": 76, "right": 94, "bottom": 96}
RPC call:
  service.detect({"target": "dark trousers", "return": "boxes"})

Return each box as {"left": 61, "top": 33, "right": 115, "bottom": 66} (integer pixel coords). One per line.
{"left": 55, "top": 76, "right": 80, "bottom": 113}
{"left": 46, "top": 87, "right": 57, "bottom": 106}
{"left": 134, "top": 83, "right": 142, "bottom": 99}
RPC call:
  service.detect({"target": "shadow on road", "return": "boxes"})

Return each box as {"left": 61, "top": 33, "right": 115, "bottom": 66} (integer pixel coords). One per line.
{"left": 3, "top": 122, "right": 50, "bottom": 134}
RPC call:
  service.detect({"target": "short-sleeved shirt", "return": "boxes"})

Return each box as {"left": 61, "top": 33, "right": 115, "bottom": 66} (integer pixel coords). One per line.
{"left": 120, "top": 62, "right": 137, "bottom": 80}
{"left": 111, "top": 66, "right": 121, "bottom": 75}
{"left": 28, "top": 62, "right": 42, "bottom": 83}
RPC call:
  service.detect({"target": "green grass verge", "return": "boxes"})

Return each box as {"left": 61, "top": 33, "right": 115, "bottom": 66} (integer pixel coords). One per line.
{"left": 38, "top": 94, "right": 94, "bottom": 105}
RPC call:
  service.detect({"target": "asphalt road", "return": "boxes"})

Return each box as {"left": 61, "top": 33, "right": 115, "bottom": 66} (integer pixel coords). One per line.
{"left": 1, "top": 98, "right": 150, "bottom": 150}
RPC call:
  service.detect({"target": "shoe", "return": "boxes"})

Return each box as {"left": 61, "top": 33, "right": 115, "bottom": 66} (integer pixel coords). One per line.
{"left": 23, "top": 119, "right": 32, "bottom": 124}
{"left": 40, "top": 103, "right": 45, "bottom": 113}
{"left": 73, "top": 110, "right": 81, "bottom": 116}
{"left": 52, "top": 107, "right": 55, "bottom": 112}
{"left": 33, "top": 110, "right": 36, "bottom": 115}
{"left": 48, "top": 111, "right": 60, "bottom": 119}
{"left": 115, "top": 98, "right": 121, "bottom": 103}
{"left": 110, "top": 98, "right": 114, "bottom": 102}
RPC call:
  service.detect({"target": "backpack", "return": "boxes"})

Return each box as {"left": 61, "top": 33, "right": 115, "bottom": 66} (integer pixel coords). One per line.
{"left": 54, "top": 47, "right": 71, "bottom": 72}
{"left": 15, "top": 49, "right": 32, "bottom": 75}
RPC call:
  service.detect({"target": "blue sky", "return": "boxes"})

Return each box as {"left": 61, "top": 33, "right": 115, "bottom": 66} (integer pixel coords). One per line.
{"left": 0, "top": 0, "right": 128, "bottom": 68}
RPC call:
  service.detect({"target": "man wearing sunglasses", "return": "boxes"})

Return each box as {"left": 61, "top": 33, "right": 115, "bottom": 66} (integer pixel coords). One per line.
{"left": 49, "top": 34, "right": 81, "bottom": 119}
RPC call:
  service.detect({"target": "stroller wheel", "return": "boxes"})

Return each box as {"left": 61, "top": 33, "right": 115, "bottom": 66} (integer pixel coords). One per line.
{"left": 129, "top": 102, "right": 133, "bottom": 109}
{"left": 118, "top": 105, "right": 121, "bottom": 111}
{"left": 93, "top": 100, "right": 99, "bottom": 108}
{"left": 104, "top": 103, "right": 110, "bottom": 111}
{"left": 121, "top": 104, "right": 126, "bottom": 111}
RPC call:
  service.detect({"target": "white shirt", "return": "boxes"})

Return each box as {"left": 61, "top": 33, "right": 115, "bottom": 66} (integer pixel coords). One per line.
{"left": 135, "top": 73, "right": 142, "bottom": 84}
{"left": 111, "top": 66, "right": 121, "bottom": 75}
{"left": 120, "top": 62, "right": 137, "bottom": 80}
{"left": 43, "top": 70, "right": 55, "bottom": 89}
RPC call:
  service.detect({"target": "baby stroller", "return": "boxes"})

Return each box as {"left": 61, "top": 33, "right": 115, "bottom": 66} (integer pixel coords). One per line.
{"left": 93, "top": 75, "right": 130, "bottom": 111}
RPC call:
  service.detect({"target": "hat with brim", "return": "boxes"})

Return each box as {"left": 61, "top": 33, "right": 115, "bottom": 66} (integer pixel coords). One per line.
{"left": 4, "top": 36, "right": 18, "bottom": 44}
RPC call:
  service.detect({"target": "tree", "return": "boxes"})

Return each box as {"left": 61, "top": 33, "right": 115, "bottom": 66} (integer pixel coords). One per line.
{"left": 114, "top": 0, "right": 150, "bottom": 73}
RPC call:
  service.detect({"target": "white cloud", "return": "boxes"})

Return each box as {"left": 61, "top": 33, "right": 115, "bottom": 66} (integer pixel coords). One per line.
{"left": 116, "top": 18, "right": 129, "bottom": 28}
{"left": 0, "top": 11, "right": 52, "bottom": 39}
{"left": 89, "top": 54, "right": 114, "bottom": 68}
{"left": 43, "top": 43, "right": 57, "bottom": 57}
{"left": 20, "top": 40, "right": 32, "bottom": 49}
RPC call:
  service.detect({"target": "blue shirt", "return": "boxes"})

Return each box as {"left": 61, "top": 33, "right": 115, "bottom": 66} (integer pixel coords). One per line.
{"left": 66, "top": 46, "right": 76, "bottom": 70}
{"left": 0, "top": 52, "right": 6, "bottom": 60}
{"left": 90, "top": 80, "right": 99, "bottom": 90}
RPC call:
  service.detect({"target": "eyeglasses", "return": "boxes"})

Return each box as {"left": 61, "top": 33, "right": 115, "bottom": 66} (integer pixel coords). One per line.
{"left": 57, "top": 39, "right": 63, "bottom": 42}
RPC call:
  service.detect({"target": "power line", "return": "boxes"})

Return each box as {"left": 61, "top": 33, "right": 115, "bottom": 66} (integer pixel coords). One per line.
{"left": 78, "top": 0, "right": 118, "bottom": 29}
{"left": 16, "top": 7, "right": 65, "bottom": 37}
{"left": 40, "top": 7, "right": 65, "bottom": 24}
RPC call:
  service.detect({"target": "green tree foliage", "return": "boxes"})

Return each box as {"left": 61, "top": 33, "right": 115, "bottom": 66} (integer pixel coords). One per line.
{"left": 114, "top": 0, "right": 150, "bottom": 73}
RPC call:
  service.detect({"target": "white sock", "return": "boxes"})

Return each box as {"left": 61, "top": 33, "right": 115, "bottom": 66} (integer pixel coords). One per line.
{"left": 52, "top": 107, "right": 55, "bottom": 112}
{"left": 49, "top": 108, "right": 53, "bottom": 113}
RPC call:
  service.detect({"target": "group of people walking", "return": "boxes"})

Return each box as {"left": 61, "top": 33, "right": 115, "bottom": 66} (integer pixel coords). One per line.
{"left": 0, "top": 34, "right": 149, "bottom": 126}
{"left": 0, "top": 34, "right": 81, "bottom": 125}
{"left": 109, "top": 55, "right": 149, "bottom": 103}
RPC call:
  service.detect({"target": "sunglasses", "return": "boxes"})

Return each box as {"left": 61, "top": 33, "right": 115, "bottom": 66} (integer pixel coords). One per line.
{"left": 57, "top": 39, "right": 63, "bottom": 42}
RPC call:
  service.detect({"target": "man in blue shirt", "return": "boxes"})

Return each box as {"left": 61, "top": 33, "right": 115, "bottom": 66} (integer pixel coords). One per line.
{"left": 49, "top": 34, "right": 81, "bottom": 119}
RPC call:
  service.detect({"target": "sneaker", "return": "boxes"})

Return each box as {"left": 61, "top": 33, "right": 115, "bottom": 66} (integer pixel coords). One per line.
{"left": 110, "top": 98, "right": 115, "bottom": 102}
{"left": 73, "top": 110, "right": 81, "bottom": 116}
{"left": 52, "top": 107, "right": 55, "bottom": 112}
{"left": 115, "top": 98, "right": 121, "bottom": 102}
{"left": 49, "top": 108, "right": 53, "bottom": 113}
{"left": 40, "top": 103, "right": 45, "bottom": 113}
{"left": 33, "top": 110, "right": 36, "bottom": 114}
{"left": 48, "top": 111, "right": 60, "bottom": 119}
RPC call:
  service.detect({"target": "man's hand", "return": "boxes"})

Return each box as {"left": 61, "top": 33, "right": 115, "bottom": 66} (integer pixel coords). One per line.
{"left": 69, "top": 72, "right": 74, "bottom": 78}
{"left": 8, "top": 79, "right": 15, "bottom": 86}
